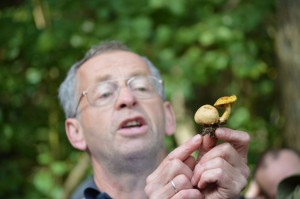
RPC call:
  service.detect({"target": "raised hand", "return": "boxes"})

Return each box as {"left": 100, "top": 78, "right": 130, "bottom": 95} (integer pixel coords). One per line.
{"left": 192, "top": 128, "right": 250, "bottom": 199}
{"left": 145, "top": 134, "right": 204, "bottom": 199}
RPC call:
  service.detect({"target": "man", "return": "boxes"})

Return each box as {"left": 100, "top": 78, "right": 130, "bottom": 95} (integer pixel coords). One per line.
{"left": 58, "top": 40, "right": 250, "bottom": 199}
{"left": 245, "top": 148, "right": 300, "bottom": 199}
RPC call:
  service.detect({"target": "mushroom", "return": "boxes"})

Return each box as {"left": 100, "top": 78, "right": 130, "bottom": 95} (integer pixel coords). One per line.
{"left": 194, "top": 95, "right": 238, "bottom": 137}
{"left": 194, "top": 105, "right": 219, "bottom": 136}
{"left": 214, "top": 95, "right": 237, "bottom": 124}
{"left": 194, "top": 105, "right": 219, "bottom": 125}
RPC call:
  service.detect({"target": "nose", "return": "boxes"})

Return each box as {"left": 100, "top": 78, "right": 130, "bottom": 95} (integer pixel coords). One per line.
{"left": 115, "top": 86, "right": 137, "bottom": 109}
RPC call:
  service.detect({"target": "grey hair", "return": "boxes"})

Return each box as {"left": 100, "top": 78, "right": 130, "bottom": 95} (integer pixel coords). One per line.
{"left": 58, "top": 41, "right": 165, "bottom": 118}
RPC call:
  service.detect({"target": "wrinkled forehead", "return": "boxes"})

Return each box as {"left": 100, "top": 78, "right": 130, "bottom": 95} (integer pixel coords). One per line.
{"left": 264, "top": 150, "right": 300, "bottom": 165}
{"left": 77, "top": 51, "right": 151, "bottom": 87}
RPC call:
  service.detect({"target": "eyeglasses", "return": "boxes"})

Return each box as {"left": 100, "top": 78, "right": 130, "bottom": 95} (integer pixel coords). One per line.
{"left": 72, "top": 75, "right": 163, "bottom": 117}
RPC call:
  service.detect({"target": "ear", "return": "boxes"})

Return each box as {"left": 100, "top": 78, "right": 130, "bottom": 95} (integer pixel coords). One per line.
{"left": 65, "top": 118, "right": 87, "bottom": 151}
{"left": 163, "top": 101, "right": 176, "bottom": 136}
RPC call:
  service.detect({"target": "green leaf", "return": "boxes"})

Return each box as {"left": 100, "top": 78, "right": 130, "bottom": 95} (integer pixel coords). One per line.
{"left": 26, "top": 68, "right": 42, "bottom": 84}
{"left": 33, "top": 169, "right": 53, "bottom": 194}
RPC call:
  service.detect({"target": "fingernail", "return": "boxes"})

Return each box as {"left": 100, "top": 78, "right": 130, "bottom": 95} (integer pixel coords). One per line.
{"left": 192, "top": 134, "right": 201, "bottom": 143}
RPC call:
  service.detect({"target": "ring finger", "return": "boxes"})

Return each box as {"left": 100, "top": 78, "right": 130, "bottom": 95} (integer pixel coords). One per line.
{"left": 165, "top": 174, "right": 194, "bottom": 198}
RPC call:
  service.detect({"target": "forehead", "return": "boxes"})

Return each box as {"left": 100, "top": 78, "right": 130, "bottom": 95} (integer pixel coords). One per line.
{"left": 78, "top": 51, "right": 151, "bottom": 85}
{"left": 264, "top": 150, "right": 299, "bottom": 164}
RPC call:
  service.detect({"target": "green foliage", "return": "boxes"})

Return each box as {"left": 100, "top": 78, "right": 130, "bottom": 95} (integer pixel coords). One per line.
{"left": 0, "top": 0, "right": 278, "bottom": 198}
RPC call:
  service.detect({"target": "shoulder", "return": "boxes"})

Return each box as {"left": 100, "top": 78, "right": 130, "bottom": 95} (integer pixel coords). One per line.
{"left": 71, "top": 176, "right": 96, "bottom": 199}
{"left": 276, "top": 173, "right": 300, "bottom": 199}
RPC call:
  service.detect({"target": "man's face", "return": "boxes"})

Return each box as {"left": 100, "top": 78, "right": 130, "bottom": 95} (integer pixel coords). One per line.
{"left": 255, "top": 150, "right": 300, "bottom": 198}
{"left": 74, "top": 51, "right": 173, "bottom": 165}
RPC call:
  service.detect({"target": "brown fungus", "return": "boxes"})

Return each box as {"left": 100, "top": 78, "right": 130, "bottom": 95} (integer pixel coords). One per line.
{"left": 214, "top": 95, "right": 237, "bottom": 124}
{"left": 194, "top": 105, "right": 220, "bottom": 137}
{"left": 194, "top": 95, "right": 237, "bottom": 137}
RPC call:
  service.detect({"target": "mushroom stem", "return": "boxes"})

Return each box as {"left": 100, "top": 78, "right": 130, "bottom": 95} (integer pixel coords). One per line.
{"left": 219, "top": 105, "right": 231, "bottom": 123}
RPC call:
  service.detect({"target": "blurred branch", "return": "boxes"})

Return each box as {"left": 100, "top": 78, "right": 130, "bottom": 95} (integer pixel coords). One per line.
{"left": 171, "top": 89, "right": 195, "bottom": 145}
{"left": 31, "top": 0, "right": 48, "bottom": 29}
{"left": 276, "top": 0, "right": 300, "bottom": 150}
{"left": 61, "top": 153, "right": 90, "bottom": 199}
{"left": 49, "top": 110, "right": 60, "bottom": 159}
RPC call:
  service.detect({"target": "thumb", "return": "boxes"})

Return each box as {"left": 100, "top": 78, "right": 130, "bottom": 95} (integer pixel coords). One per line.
{"left": 168, "top": 134, "right": 202, "bottom": 161}
{"left": 215, "top": 127, "right": 250, "bottom": 161}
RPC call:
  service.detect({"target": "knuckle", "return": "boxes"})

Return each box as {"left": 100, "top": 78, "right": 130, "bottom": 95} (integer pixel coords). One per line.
{"left": 174, "top": 190, "right": 198, "bottom": 199}
{"left": 235, "top": 174, "right": 248, "bottom": 193}
{"left": 170, "top": 159, "right": 183, "bottom": 170}
{"left": 241, "top": 131, "right": 251, "bottom": 143}
{"left": 194, "top": 162, "right": 202, "bottom": 172}
{"left": 222, "top": 142, "right": 232, "bottom": 151}
{"left": 177, "top": 174, "right": 190, "bottom": 184}
{"left": 167, "top": 153, "right": 175, "bottom": 160}
{"left": 244, "top": 164, "right": 250, "bottom": 178}
{"left": 241, "top": 175, "right": 248, "bottom": 189}
{"left": 144, "top": 184, "right": 153, "bottom": 195}
{"left": 146, "top": 174, "right": 153, "bottom": 184}
{"left": 219, "top": 143, "right": 232, "bottom": 159}
{"left": 216, "top": 168, "right": 224, "bottom": 179}
{"left": 175, "top": 191, "right": 187, "bottom": 199}
{"left": 215, "top": 157, "right": 226, "bottom": 167}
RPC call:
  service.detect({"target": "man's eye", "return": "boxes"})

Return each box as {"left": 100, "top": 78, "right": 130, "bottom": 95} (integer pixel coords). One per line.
{"left": 93, "top": 84, "right": 115, "bottom": 100}
{"left": 135, "top": 86, "right": 148, "bottom": 92}
{"left": 99, "top": 91, "right": 113, "bottom": 98}
{"left": 132, "top": 83, "right": 153, "bottom": 92}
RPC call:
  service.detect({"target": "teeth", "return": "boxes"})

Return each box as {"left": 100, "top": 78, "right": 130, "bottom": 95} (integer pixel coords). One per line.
{"left": 124, "top": 120, "right": 141, "bottom": 128}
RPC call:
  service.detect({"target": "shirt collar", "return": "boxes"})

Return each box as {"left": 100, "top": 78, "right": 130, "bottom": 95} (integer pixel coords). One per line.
{"left": 83, "top": 182, "right": 112, "bottom": 199}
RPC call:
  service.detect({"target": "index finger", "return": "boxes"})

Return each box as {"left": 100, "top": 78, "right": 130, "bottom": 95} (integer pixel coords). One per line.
{"left": 197, "top": 135, "right": 218, "bottom": 161}
{"left": 215, "top": 127, "right": 250, "bottom": 161}
{"left": 168, "top": 134, "right": 202, "bottom": 161}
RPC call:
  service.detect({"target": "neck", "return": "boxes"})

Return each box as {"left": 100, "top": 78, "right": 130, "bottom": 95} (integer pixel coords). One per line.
{"left": 91, "top": 149, "right": 167, "bottom": 199}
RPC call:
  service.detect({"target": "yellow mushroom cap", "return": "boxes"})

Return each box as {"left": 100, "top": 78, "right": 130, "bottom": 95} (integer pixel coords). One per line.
{"left": 194, "top": 104, "right": 220, "bottom": 125}
{"left": 214, "top": 95, "right": 237, "bottom": 108}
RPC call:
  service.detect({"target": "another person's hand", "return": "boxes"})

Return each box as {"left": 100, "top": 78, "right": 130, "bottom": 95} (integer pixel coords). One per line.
{"left": 244, "top": 180, "right": 266, "bottom": 199}
{"left": 145, "top": 134, "right": 203, "bottom": 199}
{"left": 192, "top": 128, "right": 250, "bottom": 199}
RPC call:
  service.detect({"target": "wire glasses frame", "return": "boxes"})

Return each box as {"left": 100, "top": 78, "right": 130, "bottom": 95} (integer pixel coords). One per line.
{"left": 71, "top": 75, "right": 163, "bottom": 117}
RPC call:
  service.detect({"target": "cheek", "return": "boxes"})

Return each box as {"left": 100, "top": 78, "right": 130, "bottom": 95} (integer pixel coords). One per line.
{"left": 146, "top": 102, "right": 166, "bottom": 131}
{"left": 81, "top": 108, "right": 112, "bottom": 136}
{"left": 80, "top": 111, "right": 113, "bottom": 153}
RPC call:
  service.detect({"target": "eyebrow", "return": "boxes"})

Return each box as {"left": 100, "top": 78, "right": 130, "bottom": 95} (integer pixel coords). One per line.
{"left": 130, "top": 71, "right": 149, "bottom": 77}
{"left": 94, "top": 74, "right": 112, "bottom": 83}
{"left": 94, "top": 71, "right": 150, "bottom": 83}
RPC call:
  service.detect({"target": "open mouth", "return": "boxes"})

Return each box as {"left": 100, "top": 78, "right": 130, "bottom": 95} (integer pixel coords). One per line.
{"left": 118, "top": 117, "right": 148, "bottom": 137}
{"left": 120, "top": 117, "right": 145, "bottom": 129}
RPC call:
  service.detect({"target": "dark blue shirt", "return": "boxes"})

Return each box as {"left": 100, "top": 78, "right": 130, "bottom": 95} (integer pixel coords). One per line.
{"left": 84, "top": 187, "right": 112, "bottom": 199}
{"left": 71, "top": 176, "right": 112, "bottom": 199}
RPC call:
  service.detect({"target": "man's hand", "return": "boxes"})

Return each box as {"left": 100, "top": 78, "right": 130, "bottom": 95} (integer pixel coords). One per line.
{"left": 192, "top": 127, "right": 250, "bottom": 199}
{"left": 145, "top": 128, "right": 250, "bottom": 199}
{"left": 145, "top": 134, "right": 204, "bottom": 199}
